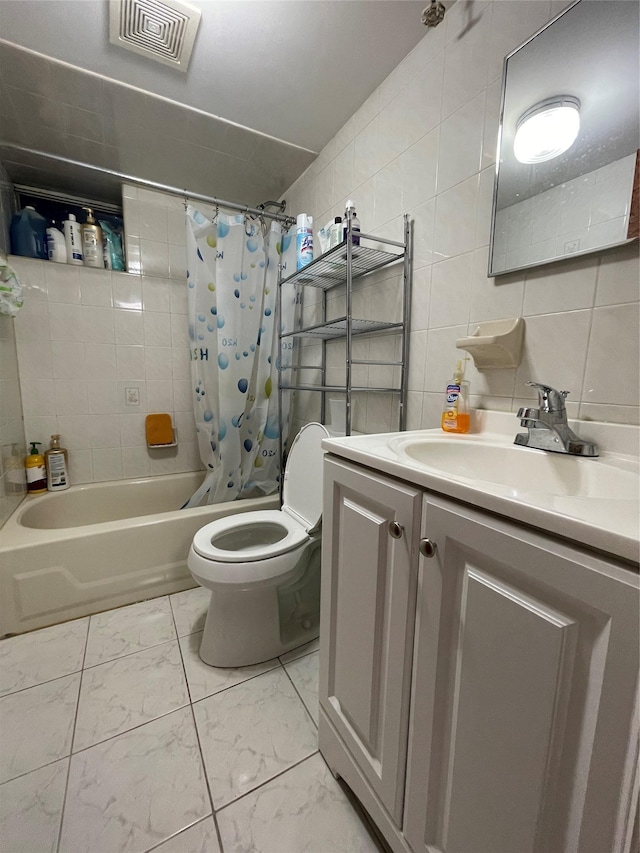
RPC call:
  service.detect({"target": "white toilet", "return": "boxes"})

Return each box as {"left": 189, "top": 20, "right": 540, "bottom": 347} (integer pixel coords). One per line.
{"left": 187, "top": 422, "right": 329, "bottom": 668}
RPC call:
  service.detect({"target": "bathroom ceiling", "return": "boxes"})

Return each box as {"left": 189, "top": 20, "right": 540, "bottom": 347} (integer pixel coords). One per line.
{"left": 0, "top": 0, "right": 432, "bottom": 209}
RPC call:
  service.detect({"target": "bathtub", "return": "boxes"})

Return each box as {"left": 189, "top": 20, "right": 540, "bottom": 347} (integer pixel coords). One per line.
{"left": 0, "top": 472, "right": 279, "bottom": 637}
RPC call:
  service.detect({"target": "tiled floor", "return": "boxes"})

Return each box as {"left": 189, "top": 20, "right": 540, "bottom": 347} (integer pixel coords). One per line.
{"left": 0, "top": 589, "right": 383, "bottom": 853}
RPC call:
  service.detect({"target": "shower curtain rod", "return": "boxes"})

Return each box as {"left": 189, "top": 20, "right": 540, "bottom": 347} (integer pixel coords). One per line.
{"left": 0, "top": 143, "right": 297, "bottom": 226}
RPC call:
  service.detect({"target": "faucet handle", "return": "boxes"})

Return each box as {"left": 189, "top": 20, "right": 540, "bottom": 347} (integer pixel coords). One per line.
{"left": 525, "top": 381, "right": 569, "bottom": 413}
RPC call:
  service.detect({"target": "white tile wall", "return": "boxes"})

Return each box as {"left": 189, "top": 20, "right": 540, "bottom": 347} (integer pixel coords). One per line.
{"left": 283, "top": 0, "right": 640, "bottom": 432}
{"left": 11, "top": 251, "right": 199, "bottom": 485}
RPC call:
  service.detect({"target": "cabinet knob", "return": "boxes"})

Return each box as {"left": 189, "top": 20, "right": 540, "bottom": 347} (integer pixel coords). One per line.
{"left": 419, "top": 538, "right": 437, "bottom": 558}
{"left": 388, "top": 521, "right": 404, "bottom": 539}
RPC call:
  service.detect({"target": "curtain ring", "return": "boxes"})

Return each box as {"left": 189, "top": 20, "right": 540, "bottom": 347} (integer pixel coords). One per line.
{"left": 212, "top": 204, "right": 219, "bottom": 225}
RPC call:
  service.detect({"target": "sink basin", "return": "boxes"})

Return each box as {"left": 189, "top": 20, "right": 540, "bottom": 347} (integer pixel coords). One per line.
{"left": 390, "top": 436, "right": 639, "bottom": 500}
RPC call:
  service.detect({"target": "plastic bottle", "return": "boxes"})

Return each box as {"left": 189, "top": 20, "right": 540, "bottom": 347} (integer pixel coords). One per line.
{"left": 45, "top": 221, "right": 68, "bottom": 263}
{"left": 343, "top": 201, "right": 360, "bottom": 245}
{"left": 9, "top": 206, "right": 48, "bottom": 259}
{"left": 44, "top": 434, "right": 70, "bottom": 492}
{"left": 296, "top": 213, "right": 314, "bottom": 270}
{"left": 441, "top": 360, "right": 470, "bottom": 434}
{"left": 24, "top": 442, "right": 47, "bottom": 494}
{"left": 330, "top": 216, "right": 343, "bottom": 248}
{"left": 63, "top": 214, "right": 84, "bottom": 265}
{"left": 81, "top": 207, "right": 103, "bottom": 268}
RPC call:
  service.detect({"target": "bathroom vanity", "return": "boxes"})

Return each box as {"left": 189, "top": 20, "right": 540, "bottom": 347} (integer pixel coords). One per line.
{"left": 318, "top": 412, "right": 639, "bottom": 853}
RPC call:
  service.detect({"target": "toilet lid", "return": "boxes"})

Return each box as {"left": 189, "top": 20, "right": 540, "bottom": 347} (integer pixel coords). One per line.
{"left": 282, "top": 422, "right": 329, "bottom": 532}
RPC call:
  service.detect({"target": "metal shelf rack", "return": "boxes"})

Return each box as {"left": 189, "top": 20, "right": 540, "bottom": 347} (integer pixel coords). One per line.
{"left": 277, "top": 212, "right": 412, "bottom": 438}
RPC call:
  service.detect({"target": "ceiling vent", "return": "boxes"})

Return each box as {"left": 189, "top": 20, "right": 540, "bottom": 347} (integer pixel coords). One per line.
{"left": 109, "top": 0, "right": 201, "bottom": 72}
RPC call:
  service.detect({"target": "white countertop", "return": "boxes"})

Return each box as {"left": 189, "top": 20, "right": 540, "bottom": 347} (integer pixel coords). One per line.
{"left": 322, "top": 411, "right": 640, "bottom": 565}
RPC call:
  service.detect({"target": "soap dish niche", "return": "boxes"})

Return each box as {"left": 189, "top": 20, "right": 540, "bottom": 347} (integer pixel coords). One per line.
{"left": 456, "top": 318, "right": 524, "bottom": 370}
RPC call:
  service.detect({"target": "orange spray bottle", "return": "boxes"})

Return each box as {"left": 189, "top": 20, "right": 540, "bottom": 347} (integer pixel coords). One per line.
{"left": 441, "top": 359, "right": 470, "bottom": 434}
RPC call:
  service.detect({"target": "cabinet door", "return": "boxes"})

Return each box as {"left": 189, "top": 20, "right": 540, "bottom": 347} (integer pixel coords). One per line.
{"left": 404, "top": 495, "right": 639, "bottom": 853}
{"left": 319, "top": 457, "right": 422, "bottom": 823}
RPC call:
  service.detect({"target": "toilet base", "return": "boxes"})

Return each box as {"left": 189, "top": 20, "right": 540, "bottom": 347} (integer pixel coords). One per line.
{"left": 198, "top": 542, "right": 321, "bottom": 668}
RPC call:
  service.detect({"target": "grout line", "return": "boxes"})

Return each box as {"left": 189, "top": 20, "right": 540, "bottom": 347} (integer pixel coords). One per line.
{"left": 281, "top": 656, "right": 319, "bottom": 731}
{"left": 55, "top": 666, "right": 86, "bottom": 852}
{"left": 0, "top": 666, "right": 84, "bottom": 699}
{"left": 186, "top": 701, "right": 223, "bottom": 851}
{"left": 0, "top": 754, "right": 71, "bottom": 789}
{"left": 81, "top": 635, "right": 179, "bottom": 672}
{"left": 214, "top": 750, "right": 321, "bottom": 816}
{"left": 142, "top": 815, "right": 214, "bottom": 853}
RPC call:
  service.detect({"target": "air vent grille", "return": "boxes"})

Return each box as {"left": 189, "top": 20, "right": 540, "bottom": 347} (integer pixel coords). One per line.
{"left": 109, "top": 0, "right": 201, "bottom": 72}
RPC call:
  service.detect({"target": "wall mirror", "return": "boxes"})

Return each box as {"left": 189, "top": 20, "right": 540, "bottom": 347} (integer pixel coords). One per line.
{"left": 489, "top": 0, "right": 639, "bottom": 276}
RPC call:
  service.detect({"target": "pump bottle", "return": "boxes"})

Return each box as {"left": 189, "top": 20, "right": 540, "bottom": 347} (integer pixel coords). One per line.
{"left": 24, "top": 442, "right": 47, "bottom": 494}
{"left": 81, "top": 207, "right": 103, "bottom": 268}
{"left": 45, "top": 434, "right": 70, "bottom": 491}
{"left": 441, "top": 359, "right": 470, "bottom": 433}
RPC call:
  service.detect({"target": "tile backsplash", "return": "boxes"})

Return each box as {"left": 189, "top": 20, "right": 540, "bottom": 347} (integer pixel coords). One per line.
{"left": 282, "top": 0, "right": 640, "bottom": 434}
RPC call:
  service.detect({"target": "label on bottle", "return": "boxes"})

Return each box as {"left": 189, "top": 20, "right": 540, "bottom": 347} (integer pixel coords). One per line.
{"left": 26, "top": 464, "right": 47, "bottom": 491}
{"left": 296, "top": 230, "right": 313, "bottom": 270}
{"left": 82, "top": 232, "right": 99, "bottom": 263}
{"left": 48, "top": 454, "right": 68, "bottom": 488}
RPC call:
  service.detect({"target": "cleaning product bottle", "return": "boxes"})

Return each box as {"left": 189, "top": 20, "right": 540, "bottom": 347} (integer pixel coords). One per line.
{"left": 24, "top": 442, "right": 47, "bottom": 494}
{"left": 81, "top": 207, "right": 103, "bottom": 268}
{"left": 441, "top": 359, "right": 470, "bottom": 433}
{"left": 343, "top": 200, "right": 360, "bottom": 245}
{"left": 330, "top": 216, "right": 343, "bottom": 248}
{"left": 296, "top": 213, "right": 314, "bottom": 270}
{"left": 63, "top": 214, "right": 84, "bottom": 265}
{"left": 9, "top": 206, "right": 48, "bottom": 259}
{"left": 44, "top": 434, "right": 70, "bottom": 491}
{"left": 45, "top": 221, "right": 68, "bottom": 263}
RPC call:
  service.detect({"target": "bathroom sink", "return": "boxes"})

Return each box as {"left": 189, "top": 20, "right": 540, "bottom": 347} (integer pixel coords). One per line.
{"left": 389, "top": 436, "right": 639, "bottom": 500}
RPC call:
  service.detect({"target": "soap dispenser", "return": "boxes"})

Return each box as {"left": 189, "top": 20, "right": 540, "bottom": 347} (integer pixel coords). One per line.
{"left": 81, "top": 207, "right": 103, "bottom": 268}
{"left": 441, "top": 359, "right": 470, "bottom": 434}
{"left": 45, "top": 434, "right": 70, "bottom": 491}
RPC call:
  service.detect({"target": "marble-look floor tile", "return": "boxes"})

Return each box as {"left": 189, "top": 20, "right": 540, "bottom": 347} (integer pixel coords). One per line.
{"left": 285, "top": 650, "right": 320, "bottom": 725}
{"left": 0, "top": 758, "right": 69, "bottom": 853}
{"left": 148, "top": 816, "right": 221, "bottom": 853}
{"left": 74, "top": 640, "right": 189, "bottom": 751}
{"left": 0, "top": 673, "right": 80, "bottom": 783}
{"left": 59, "top": 707, "right": 210, "bottom": 853}
{"left": 217, "top": 753, "right": 381, "bottom": 853}
{"left": 193, "top": 667, "right": 318, "bottom": 809}
{"left": 84, "top": 597, "right": 176, "bottom": 667}
{"left": 169, "top": 586, "right": 210, "bottom": 637}
{"left": 279, "top": 636, "right": 320, "bottom": 664}
{"left": 179, "top": 630, "right": 280, "bottom": 703}
{"left": 0, "top": 617, "right": 88, "bottom": 696}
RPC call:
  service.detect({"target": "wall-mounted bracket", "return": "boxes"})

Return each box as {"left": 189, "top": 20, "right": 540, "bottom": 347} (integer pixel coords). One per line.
{"left": 456, "top": 317, "right": 524, "bottom": 370}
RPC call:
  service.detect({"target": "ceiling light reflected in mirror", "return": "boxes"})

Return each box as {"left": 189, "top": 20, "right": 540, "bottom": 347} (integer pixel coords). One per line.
{"left": 514, "top": 97, "right": 581, "bottom": 165}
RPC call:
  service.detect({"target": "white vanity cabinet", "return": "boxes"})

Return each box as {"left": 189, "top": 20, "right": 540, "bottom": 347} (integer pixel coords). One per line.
{"left": 319, "top": 456, "right": 639, "bottom": 853}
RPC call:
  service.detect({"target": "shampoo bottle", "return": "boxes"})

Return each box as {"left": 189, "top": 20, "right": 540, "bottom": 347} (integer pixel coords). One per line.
{"left": 81, "top": 207, "right": 103, "bottom": 268}
{"left": 296, "top": 213, "right": 314, "bottom": 270}
{"left": 63, "top": 214, "right": 84, "bottom": 265}
{"left": 24, "top": 442, "right": 47, "bottom": 494}
{"left": 441, "top": 360, "right": 470, "bottom": 434}
{"left": 44, "top": 434, "right": 70, "bottom": 491}
{"left": 46, "top": 221, "right": 68, "bottom": 263}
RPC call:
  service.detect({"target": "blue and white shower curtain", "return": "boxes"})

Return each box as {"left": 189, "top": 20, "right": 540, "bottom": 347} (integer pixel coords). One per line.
{"left": 184, "top": 206, "right": 298, "bottom": 506}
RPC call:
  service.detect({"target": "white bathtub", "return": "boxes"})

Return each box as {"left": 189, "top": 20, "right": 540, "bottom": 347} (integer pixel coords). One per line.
{"left": 0, "top": 472, "right": 279, "bottom": 637}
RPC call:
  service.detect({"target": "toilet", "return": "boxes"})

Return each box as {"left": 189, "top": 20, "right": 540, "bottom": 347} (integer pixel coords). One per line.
{"left": 187, "top": 422, "right": 329, "bottom": 668}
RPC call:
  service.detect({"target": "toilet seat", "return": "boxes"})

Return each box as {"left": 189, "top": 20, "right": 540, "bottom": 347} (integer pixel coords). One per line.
{"left": 191, "top": 423, "right": 329, "bottom": 567}
{"left": 192, "top": 509, "right": 308, "bottom": 563}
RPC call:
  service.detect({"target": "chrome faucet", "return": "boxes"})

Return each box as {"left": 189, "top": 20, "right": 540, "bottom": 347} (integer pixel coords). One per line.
{"left": 515, "top": 381, "right": 599, "bottom": 457}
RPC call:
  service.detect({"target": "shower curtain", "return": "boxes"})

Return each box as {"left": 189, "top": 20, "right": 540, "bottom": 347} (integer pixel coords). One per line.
{"left": 184, "top": 206, "right": 298, "bottom": 507}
